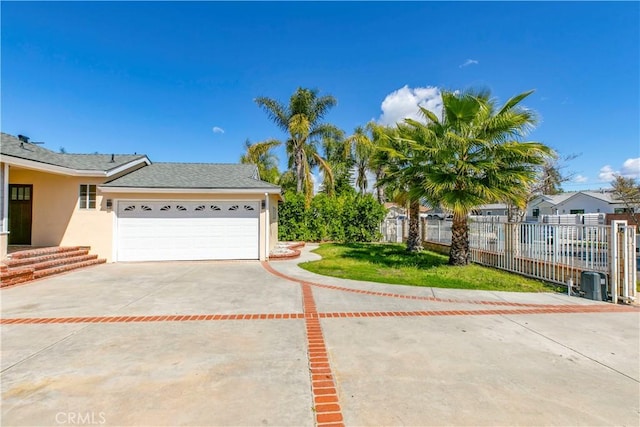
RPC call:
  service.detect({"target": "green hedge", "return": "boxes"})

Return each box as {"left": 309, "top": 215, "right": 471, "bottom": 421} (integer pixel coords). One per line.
{"left": 278, "top": 191, "right": 386, "bottom": 242}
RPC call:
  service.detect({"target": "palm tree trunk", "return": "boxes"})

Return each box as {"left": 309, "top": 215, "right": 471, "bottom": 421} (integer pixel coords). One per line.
{"left": 375, "top": 169, "right": 385, "bottom": 203}
{"left": 449, "top": 212, "right": 470, "bottom": 265}
{"left": 406, "top": 200, "right": 422, "bottom": 252}
{"left": 295, "top": 149, "right": 304, "bottom": 193}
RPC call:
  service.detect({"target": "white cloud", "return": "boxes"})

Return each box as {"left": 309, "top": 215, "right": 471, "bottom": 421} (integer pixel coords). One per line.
{"left": 573, "top": 174, "right": 588, "bottom": 183}
{"left": 459, "top": 59, "right": 479, "bottom": 68}
{"left": 212, "top": 126, "right": 225, "bottom": 134}
{"left": 598, "top": 158, "right": 640, "bottom": 182}
{"left": 598, "top": 165, "right": 617, "bottom": 182}
{"left": 378, "top": 85, "right": 443, "bottom": 126}
{"left": 621, "top": 157, "right": 640, "bottom": 178}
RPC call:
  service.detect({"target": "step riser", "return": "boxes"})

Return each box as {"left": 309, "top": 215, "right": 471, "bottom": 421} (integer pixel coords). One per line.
{"left": 30, "top": 255, "right": 98, "bottom": 272}
{"left": 8, "top": 246, "right": 84, "bottom": 260}
{"left": 2, "top": 246, "right": 105, "bottom": 288}
{"left": 5, "top": 250, "right": 91, "bottom": 268}
{"left": 0, "top": 271, "right": 34, "bottom": 288}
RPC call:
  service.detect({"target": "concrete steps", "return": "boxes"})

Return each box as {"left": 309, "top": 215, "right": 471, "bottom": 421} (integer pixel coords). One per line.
{"left": 1, "top": 247, "right": 106, "bottom": 288}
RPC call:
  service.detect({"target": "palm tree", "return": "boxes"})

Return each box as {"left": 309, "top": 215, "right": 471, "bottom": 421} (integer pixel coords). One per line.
{"left": 377, "top": 126, "right": 424, "bottom": 252}
{"left": 239, "top": 139, "right": 281, "bottom": 184}
{"left": 346, "top": 126, "right": 374, "bottom": 194}
{"left": 404, "top": 89, "right": 553, "bottom": 265}
{"left": 321, "top": 133, "right": 352, "bottom": 196}
{"left": 255, "top": 87, "right": 341, "bottom": 204}
{"left": 368, "top": 122, "right": 394, "bottom": 204}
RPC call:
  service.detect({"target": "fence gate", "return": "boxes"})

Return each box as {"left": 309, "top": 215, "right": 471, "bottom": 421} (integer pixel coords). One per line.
{"left": 610, "top": 220, "right": 637, "bottom": 304}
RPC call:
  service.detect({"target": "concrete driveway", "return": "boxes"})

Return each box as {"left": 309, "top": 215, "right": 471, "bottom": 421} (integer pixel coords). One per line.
{"left": 1, "top": 245, "right": 639, "bottom": 426}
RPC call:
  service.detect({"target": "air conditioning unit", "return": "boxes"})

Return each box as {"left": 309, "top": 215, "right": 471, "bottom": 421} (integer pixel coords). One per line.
{"left": 580, "top": 271, "right": 608, "bottom": 301}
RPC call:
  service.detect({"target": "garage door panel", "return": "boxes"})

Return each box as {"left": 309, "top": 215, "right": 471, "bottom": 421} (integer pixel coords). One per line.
{"left": 116, "top": 201, "right": 260, "bottom": 261}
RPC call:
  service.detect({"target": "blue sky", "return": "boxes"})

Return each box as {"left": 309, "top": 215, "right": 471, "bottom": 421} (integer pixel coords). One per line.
{"left": 2, "top": 1, "right": 638, "bottom": 191}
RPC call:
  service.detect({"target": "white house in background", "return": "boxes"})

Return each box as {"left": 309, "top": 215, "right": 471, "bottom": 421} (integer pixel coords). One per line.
{"left": 527, "top": 191, "right": 628, "bottom": 219}
{"left": 471, "top": 203, "right": 509, "bottom": 216}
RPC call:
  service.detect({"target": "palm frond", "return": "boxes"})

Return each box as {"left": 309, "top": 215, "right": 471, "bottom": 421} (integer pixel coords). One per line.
{"left": 255, "top": 97, "right": 289, "bottom": 131}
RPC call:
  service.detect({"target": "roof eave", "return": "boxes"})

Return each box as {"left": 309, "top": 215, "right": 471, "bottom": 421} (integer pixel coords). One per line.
{"left": 97, "top": 186, "right": 282, "bottom": 194}
{"left": 2, "top": 154, "right": 151, "bottom": 177}
{"left": 105, "top": 157, "right": 151, "bottom": 177}
{"left": 2, "top": 155, "right": 106, "bottom": 176}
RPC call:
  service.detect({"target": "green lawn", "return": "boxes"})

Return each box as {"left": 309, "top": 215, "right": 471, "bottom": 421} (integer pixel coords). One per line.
{"left": 299, "top": 243, "right": 560, "bottom": 293}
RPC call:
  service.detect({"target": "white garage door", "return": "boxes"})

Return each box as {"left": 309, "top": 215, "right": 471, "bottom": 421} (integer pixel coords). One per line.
{"left": 116, "top": 201, "right": 260, "bottom": 262}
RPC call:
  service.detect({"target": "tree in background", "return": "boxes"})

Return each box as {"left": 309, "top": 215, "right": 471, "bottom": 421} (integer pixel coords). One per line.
{"left": 239, "top": 139, "right": 281, "bottom": 184}
{"left": 405, "top": 89, "right": 552, "bottom": 265}
{"left": 507, "top": 153, "right": 580, "bottom": 221}
{"left": 255, "top": 87, "right": 341, "bottom": 204}
{"left": 368, "top": 122, "right": 394, "bottom": 204}
{"left": 611, "top": 175, "right": 640, "bottom": 227}
{"left": 346, "top": 126, "right": 374, "bottom": 194}
{"left": 377, "top": 125, "right": 424, "bottom": 252}
{"left": 320, "top": 133, "right": 353, "bottom": 196}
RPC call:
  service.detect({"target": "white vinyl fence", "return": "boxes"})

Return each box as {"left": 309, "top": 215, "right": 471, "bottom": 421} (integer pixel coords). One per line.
{"left": 410, "top": 219, "right": 637, "bottom": 303}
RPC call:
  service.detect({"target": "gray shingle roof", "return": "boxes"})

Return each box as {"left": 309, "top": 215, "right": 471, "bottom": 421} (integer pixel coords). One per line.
{"left": 102, "top": 163, "right": 281, "bottom": 190}
{"left": 1, "top": 132, "right": 147, "bottom": 172}
{"left": 578, "top": 191, "right": 622, "bottom": 204}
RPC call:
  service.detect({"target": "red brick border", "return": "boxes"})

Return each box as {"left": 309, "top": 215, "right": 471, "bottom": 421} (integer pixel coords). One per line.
{"left": 301, "top": 283, "right": 345, "bottom": 427}
{"left": 1, "top": 302, "right": 635, "bottom": 326}
{"left": 0, "top": 313, "right": 305, "bottom": 325}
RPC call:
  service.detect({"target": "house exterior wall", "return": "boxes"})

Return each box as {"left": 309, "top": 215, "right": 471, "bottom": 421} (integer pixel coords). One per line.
{"left": 476, "top": 208, "right": 508, "bottom": 216}
{"left": 0, "top": 162, "right": 7, "bottom": 259}
{"left": 8, "top": 167, "right": 111, "bottom": 256}
{"left": 554, "top": 194, "right": 620, "bottom": 214}
{"left": 527, "top": 199, "right": 554, "bottom": 217}
{"left": 6, "top": 166, "right": 278, "bottom": 262}
{"left": 269, "top": 194, "right": 279, "bottom": 253}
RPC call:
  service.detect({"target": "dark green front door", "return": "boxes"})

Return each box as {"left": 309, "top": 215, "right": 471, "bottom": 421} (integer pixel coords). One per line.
{"left": 8, "top": 184, "right": 33, "bottom": 245}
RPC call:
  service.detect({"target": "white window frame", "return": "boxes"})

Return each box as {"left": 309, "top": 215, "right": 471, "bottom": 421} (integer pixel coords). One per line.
{"left": 79, "top": 184, "right": 97, "bottom": 210}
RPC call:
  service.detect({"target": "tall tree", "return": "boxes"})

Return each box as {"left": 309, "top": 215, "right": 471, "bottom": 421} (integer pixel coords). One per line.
{"left": 239, "top": 139, "right": 281, "bottom": 184}
{"left": 255, "top": 87, "right": 341, "bottom": 204}
{"left": 404, "top": 89, "right": 552, "bottom": 265}
{"left": 368, "top": 122, "right": 394, "bottom": 204}
{"left": 611, "top": 175, "right": 640, "bottom": 227}
{"left": 320, "top": 133, "right": 352, "bottom": 196}
{"left": 377, "top": 126, "right": 424, "bottom": 252}
{"left": 346, "top": 126, "right": 374, "bottom": 194}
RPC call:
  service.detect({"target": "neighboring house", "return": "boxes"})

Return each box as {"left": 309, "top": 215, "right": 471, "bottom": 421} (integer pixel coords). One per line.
{"left": 382, "top": 203, "right": 430, "bottom": 219}
{"left": 527, "top": 191, "right": 627, "bottom": 219}
{"left": 471, "top": 203, "right": 508, "bottom": 216}
{"left": 0, "top": 133, "right": 282, "bottom": 262}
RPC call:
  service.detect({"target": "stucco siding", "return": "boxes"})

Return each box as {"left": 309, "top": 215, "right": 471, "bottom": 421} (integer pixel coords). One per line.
{"left": 8, "top": 167, "right": 112, "bottom": 258}
{"left": 6, "top": 168, "right": 276, "bottom": 262}
{"left": 269, "top": 194, "right": 279, "bottom": 252}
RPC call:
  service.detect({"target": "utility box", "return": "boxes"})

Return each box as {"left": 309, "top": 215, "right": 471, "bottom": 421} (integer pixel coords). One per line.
{"left": 580, "top": 271, "right": 608, "bottom": 301}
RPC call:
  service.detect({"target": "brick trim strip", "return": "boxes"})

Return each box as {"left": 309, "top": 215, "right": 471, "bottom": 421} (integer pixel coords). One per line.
{"left": 261, "top": 261, "right": 638, "bottom": 311}
{"left": 1, "top": 303, "right": 635, "bottom": 326}
{"left": 317, "top": 305, "right": 637, "bottom": 318}
{"left": 301, "top": 283, "right": 345, "bottom": 427}
{"left": 1, "top": 302, "right": 635, "bottom": 326}
{"left": 0, "top": 313, "right": 305, "bottom": 325}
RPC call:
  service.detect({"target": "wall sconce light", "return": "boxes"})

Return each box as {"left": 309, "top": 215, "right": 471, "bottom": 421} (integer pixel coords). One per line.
{"left": 106, "top": 199, "right": 113, "bottom": 209}
{"left": 261, "top": 200, "right": 266, "bottom": 209}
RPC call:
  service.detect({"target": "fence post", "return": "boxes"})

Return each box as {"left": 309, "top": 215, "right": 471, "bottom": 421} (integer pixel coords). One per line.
{"left": 504, "top": 223, "right": 518, "bottom": 271}
{"left": 609, "top": 220, "right": 623, "bottom": 304}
